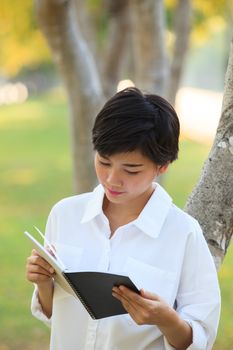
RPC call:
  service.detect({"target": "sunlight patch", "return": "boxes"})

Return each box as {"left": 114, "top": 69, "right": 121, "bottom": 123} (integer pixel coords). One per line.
{"left": 2, "top": 169, "right": 39, "bottom": 186}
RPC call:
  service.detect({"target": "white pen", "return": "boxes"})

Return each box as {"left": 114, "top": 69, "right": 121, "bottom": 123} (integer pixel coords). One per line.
{"left": 34, "top": 225, "right": 66, "bottom": 270}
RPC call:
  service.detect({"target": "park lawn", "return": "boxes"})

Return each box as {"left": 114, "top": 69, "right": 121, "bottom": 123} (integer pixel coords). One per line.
{"left": 0, "top": 92, "right": 232, "bottom": 349}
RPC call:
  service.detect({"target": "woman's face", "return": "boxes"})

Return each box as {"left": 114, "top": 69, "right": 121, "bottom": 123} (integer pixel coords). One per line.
{"left": 94, "top": 150, "right": 168, "bottom": 206}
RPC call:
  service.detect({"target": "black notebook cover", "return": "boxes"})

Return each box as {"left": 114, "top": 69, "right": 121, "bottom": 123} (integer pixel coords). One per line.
{"left": 24, "top": 230, "right": 139, "bottom": 320}
{"left": 63, "top": 271, "right": 139, "bottom": 319}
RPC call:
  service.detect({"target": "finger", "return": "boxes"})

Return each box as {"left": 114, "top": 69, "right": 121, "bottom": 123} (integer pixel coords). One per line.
{"left": 112, "top": 289, "right": 150, "bottom": 325}
{"left": 112, "top": 287, "right": 137, "bottom": 309}
{"left": 112, "top": 289, "right": 139, "bottom": 315}
{"left": 115, "top": 286, "right": 150, "bottom": 307}
{"left": 140, "top": 288, "right": 161, "bottom": 301}
{"left": 119, "top": 286, "right": 160, "bottom": 303}
{"left": 113, "top": 285, "right": 161, "bottom": 315}
{"left": 27, "top": 263, "right": 55, "bottom": 277}
{"left": 27, "top": 272, "right": 52, "bottom": 283}
{"left": 112, "top": 286, "right": 137, "bottom": 305}
{"left": 31, "top": 249, "right": 40, "bottom": 256}
{"left": 112, "top": 287, "right": 148, "bottom": 316}
{"left": 27, "top": 255, "right": 55, "bottom": 274}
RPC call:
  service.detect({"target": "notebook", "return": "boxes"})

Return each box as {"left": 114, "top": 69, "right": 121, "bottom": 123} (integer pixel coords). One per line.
{"left": 24, "top": 230, "right": 139, "bottom": 319}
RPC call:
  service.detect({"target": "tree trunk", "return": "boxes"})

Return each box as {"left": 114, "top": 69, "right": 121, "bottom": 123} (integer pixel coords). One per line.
{"left": 34, "top": 0, "right": 105, "bottom": 193}
{"left": 167, "top": 0, "right": 192, "bottom": 105}
{"left": 185, "top": 39, "right": 233, "bottom": 269}
{"left": 73, "top": 0, "right": 98, "bottom": 59}
{"left": 103, "top": 0, "right": 130, "bottom": 98}
{"left": 129, "top": 0, "right": 168, "bottom": 96}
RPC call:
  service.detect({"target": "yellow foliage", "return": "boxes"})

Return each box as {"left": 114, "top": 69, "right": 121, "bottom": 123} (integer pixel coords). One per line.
{"left": 164, "top": 0, "right": 177, "bottom": 9}
{"left": 191, "top": 16, "right": 226, "bottom": 46}
{"left": 1, "top": 34, "right": 51, "bottom": 76}
{"left": 193, "top": 0, "right": 226, "bottom": 17}
{"left": 0, "top": 0, "right": 51, "bottom": 76}
{"left": 0, "top": 0, "right": 228, "bottom": 76}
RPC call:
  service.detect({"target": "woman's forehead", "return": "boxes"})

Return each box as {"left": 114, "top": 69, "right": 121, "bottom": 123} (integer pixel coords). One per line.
{"left": 97, "top": 150, "right": 152, "bottom": 165}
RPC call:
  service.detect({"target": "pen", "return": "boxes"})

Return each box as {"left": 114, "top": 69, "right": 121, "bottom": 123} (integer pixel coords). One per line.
{"left": 34, "top": 225, "right": 66, "bottom": 270}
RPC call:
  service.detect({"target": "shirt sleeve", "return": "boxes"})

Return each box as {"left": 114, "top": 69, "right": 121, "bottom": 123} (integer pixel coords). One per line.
{"left": 171, "top": 220, "right": 221, "bottom": 350}
{"left": 31, "top": 285, "right": 52, "bottom": 327}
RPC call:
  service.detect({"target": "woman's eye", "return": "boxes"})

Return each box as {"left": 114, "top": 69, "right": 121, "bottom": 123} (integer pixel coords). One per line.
{"left": 99, "top": 160, "right": 110, "bottom": 166}
{"left": 125, "top": 171, "right": 140, "bottom": 175}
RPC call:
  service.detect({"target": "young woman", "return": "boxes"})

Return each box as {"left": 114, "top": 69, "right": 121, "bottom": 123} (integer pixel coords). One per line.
{"left": 26, "top": 87, "right": 220, "bottom": 350}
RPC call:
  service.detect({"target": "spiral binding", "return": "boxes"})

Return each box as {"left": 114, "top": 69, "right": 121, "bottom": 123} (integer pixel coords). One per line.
{"left": 62, "top": 272, "right": 96, "bottom": 319}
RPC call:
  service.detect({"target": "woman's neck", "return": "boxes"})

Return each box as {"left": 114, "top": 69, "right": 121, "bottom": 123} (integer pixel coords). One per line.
{"left": 103, "top": 186, "right": 155, "bottom": 226}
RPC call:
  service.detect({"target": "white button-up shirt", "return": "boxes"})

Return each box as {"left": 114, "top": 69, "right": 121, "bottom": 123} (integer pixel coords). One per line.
{"left": 31, "top": 183, "right": 220, "bottom": 350}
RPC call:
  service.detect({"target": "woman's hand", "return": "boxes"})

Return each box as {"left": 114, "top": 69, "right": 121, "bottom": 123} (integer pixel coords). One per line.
{"left": 26, "top": 249, "right": 55, "bottom": 318}
{"left": 112, "top": 286, "right": 192, "bottom": 350}
{"left": 112, "top": 286, "right": 172, "bottom": 326}
{"left": 26, "top": 249, "right": 55, "bottom": 286}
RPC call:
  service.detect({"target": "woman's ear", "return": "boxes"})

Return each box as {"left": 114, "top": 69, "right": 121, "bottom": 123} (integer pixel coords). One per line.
{"left": 158, "top": 163, "right": 170, "bottom": 176}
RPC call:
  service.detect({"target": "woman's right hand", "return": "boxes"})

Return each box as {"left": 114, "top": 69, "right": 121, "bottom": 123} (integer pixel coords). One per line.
{"left": 26, "top": 249, "right": 55, "bottom": 286}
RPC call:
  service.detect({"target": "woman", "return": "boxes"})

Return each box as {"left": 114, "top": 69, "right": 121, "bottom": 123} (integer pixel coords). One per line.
{"left": 26, "top": 87, "right": 220, "bottom": 350}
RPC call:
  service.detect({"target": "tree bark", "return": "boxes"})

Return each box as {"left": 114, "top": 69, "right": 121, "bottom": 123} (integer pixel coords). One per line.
{"left": 167, "top": 0, "right": 192, "bottom": 105}
{"left": 73, "top": 0, "right": 98, "bottom": 58}
{"left": 34, "top": 0, "right": 105, "bottom": 193}
{"left": 103, "top": 0, "right": 130, "bottom": 98}
{"left": 129, "top": 0, "right": 168, "bottom": 96}
{"left": 185, "top": 39, "right": 233, "bottom": 269}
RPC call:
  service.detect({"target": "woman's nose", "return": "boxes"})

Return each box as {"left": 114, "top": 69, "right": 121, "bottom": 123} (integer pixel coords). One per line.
{"left": 106, "top": 169, "right": 123, "bottom": 187}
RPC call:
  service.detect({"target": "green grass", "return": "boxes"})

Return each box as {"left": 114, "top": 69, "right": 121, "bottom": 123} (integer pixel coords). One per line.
{"left": 0, "top": 92, "right": 72, "bottom": 349}
{"left": 0, "top": 92, "right": 232, "bottom": 349}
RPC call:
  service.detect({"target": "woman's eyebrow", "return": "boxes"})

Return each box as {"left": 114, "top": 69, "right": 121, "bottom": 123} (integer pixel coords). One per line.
{"left": 122, "top": 163, "right": 144, "bottom": 167}
{"left": 99, "top": 155, "right": 144, "bottom": 167}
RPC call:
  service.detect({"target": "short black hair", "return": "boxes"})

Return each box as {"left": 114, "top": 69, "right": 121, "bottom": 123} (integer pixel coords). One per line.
{"left": 92, "top": 87, "right": 180, "bottom": 166}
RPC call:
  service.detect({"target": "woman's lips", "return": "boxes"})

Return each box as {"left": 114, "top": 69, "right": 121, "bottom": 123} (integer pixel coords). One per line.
{"left": 107, "top": 188, "right": 125, "bottom": 196}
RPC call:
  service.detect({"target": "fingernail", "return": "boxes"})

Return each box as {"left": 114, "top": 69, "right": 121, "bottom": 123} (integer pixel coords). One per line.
{"left": 49, "top": 267, "right": 54, "bottom": 273}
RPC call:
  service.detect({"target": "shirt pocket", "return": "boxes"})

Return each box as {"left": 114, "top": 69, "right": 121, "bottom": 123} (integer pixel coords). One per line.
{"left": 54, "top": 243, "right": 83, "bottom": 271}
{"left": 123, "top": 257, "right": 176, "bottom": 305}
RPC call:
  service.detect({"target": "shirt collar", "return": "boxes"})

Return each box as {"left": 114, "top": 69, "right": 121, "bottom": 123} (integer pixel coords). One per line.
{"left": 81, "top": 183, "right": 173, "bottom": 239}
{"left": 81, "top": 184, "right": 105, "bottom": 223}
{"left": 133, "top": 183, "right": 172, "bottom": 239}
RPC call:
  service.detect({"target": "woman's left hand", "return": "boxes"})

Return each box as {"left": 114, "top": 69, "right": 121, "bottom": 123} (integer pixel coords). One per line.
{"left": 112, "top": 285, "right": 174, "bottom": 327}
